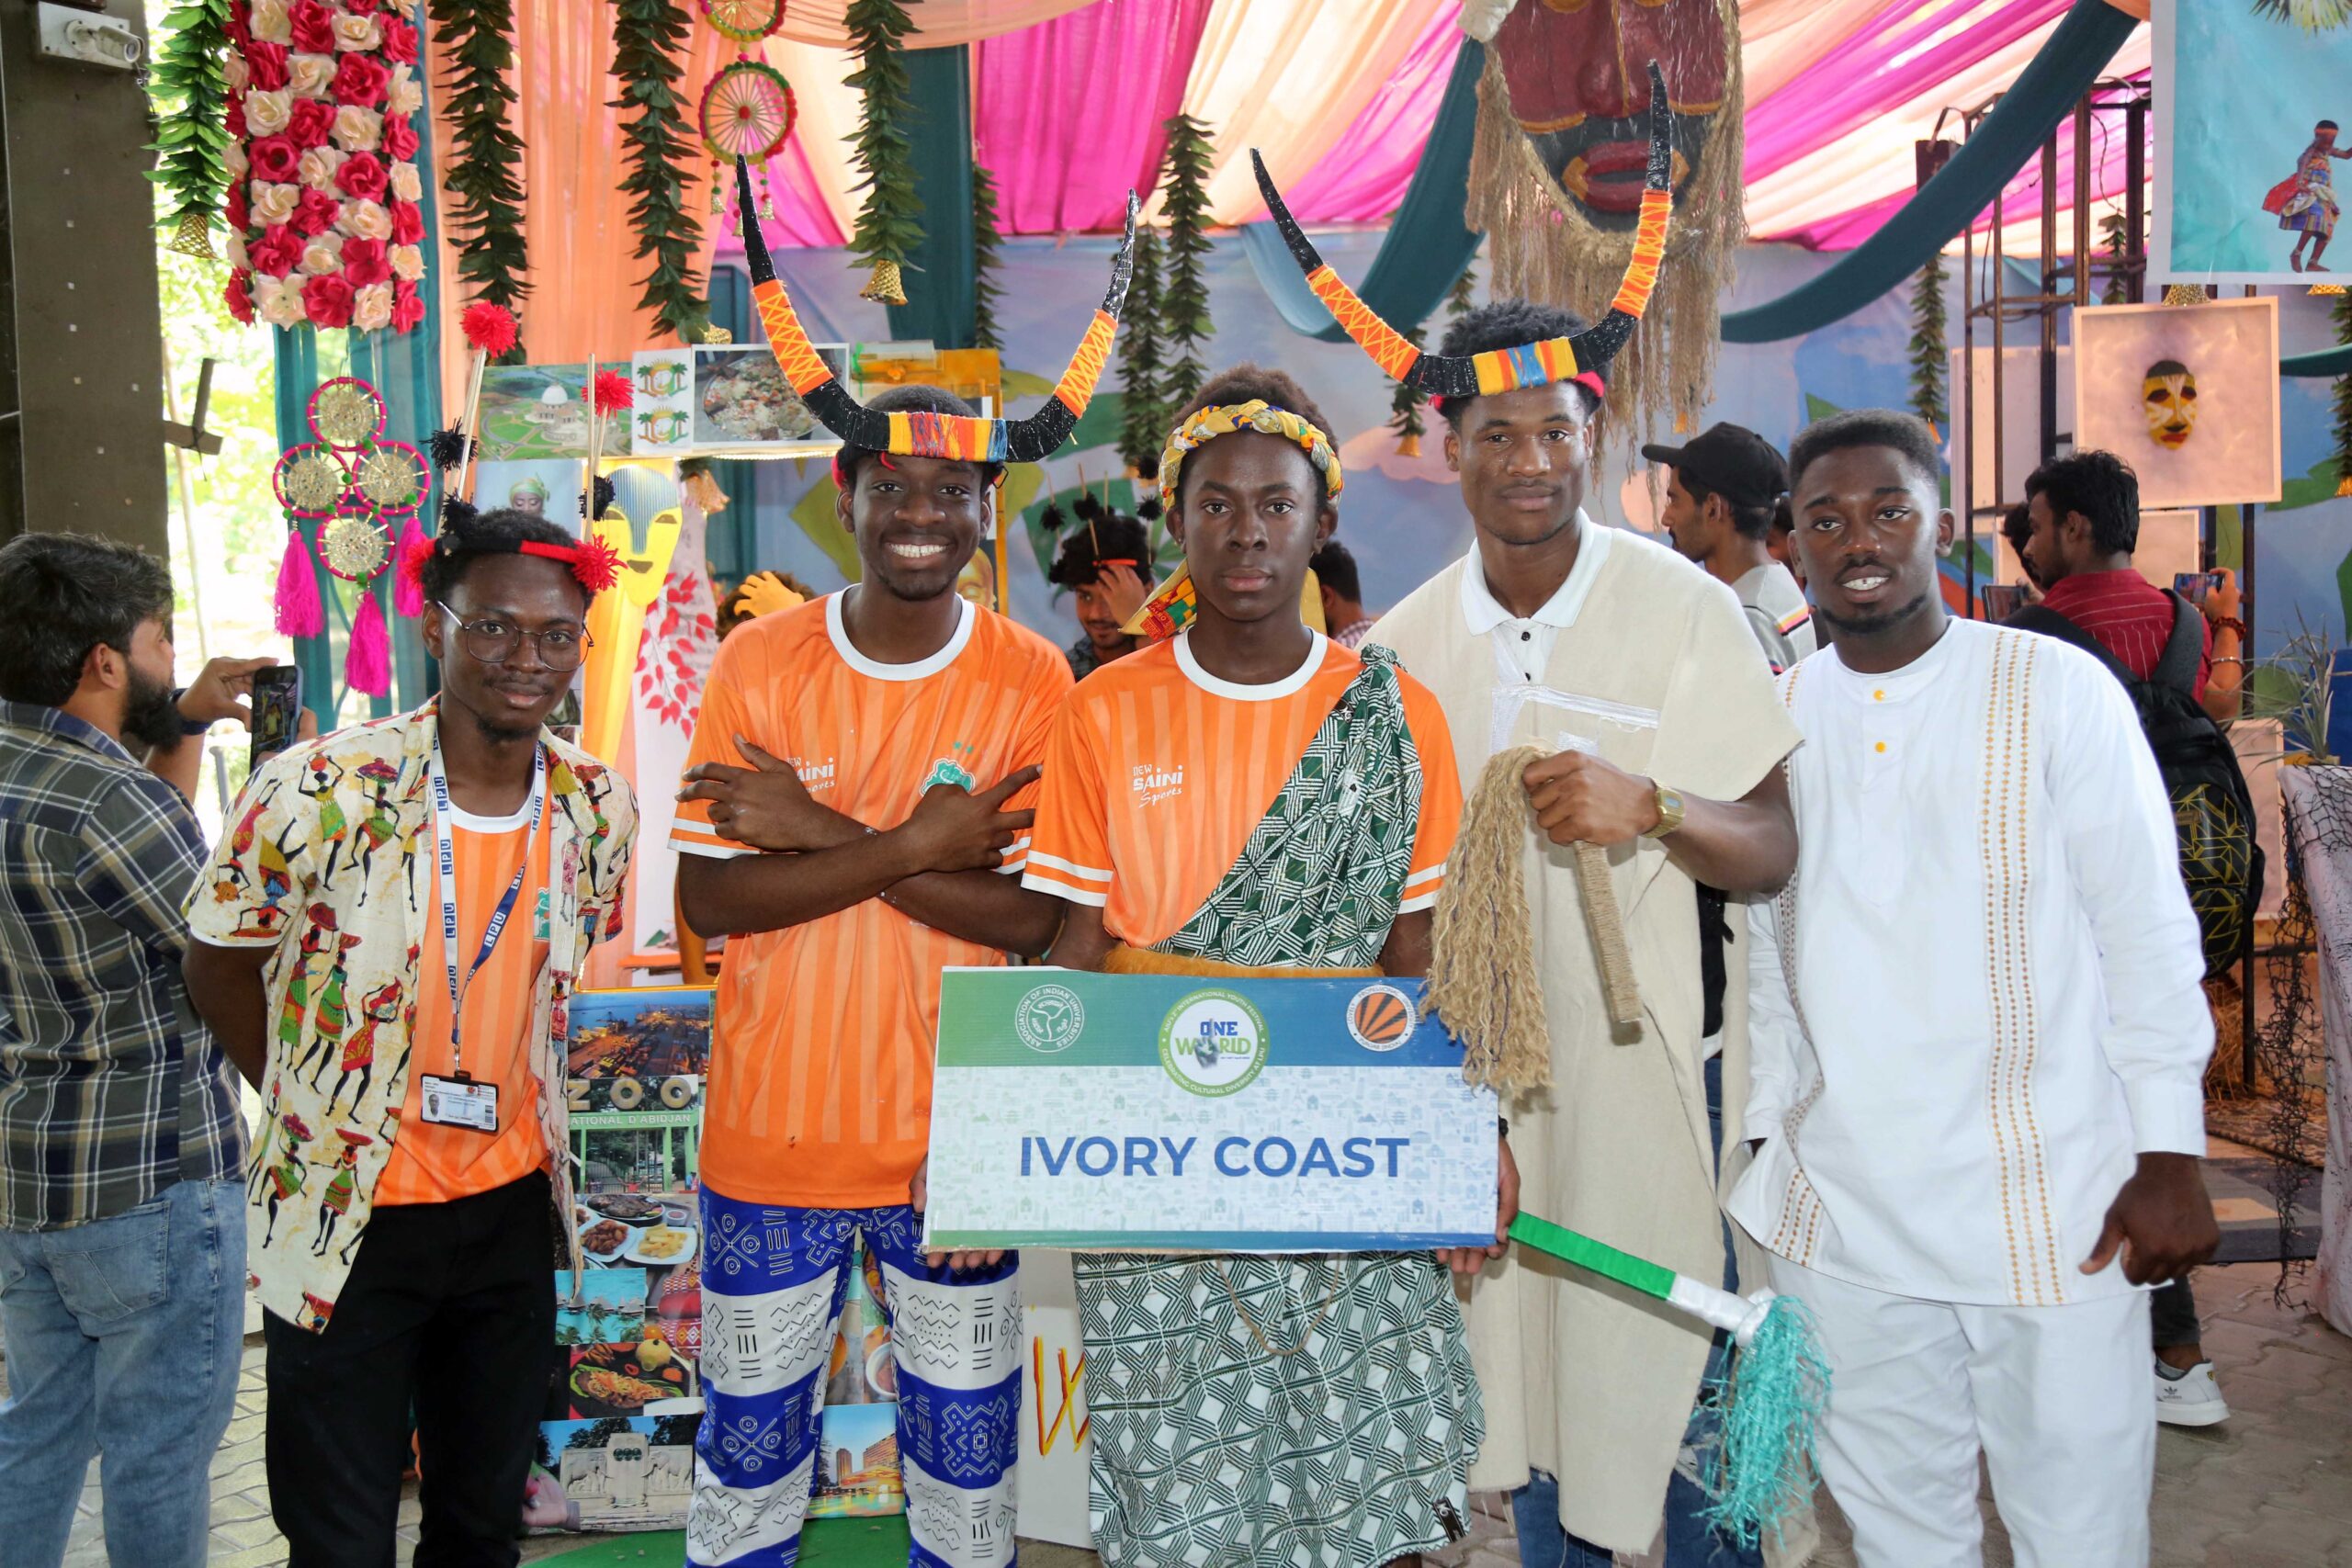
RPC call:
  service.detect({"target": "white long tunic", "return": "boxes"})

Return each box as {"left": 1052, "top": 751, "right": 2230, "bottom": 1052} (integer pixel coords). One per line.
{"left": 1727, "top": 618, "right": 2213, "bottom": 1307}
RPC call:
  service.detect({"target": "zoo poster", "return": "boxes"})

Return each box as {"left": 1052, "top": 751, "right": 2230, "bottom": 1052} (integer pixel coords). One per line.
{"left": 2152, "top": 0, "right": 2352, "bottom": 284}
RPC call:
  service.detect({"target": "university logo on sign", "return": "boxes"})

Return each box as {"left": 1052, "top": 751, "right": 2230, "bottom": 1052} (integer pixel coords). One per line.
{"left": 1157, "top": 988, "right": 1268, "bottom": 1097}
{"left": 1345, "top": 983, "right": 1416, "bottom": 1052}
{"left": 1014, "top": 984, "right": 1086, "bottom": 1054}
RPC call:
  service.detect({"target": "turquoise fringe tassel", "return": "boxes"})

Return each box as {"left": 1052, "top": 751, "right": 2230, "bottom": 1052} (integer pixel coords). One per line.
{"left": 1698, "top": 1292, "right": 1831, "bottom": 1550}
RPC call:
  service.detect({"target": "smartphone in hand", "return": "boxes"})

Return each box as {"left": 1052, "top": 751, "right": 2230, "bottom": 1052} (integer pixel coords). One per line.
{"left": 2173, "top": 570, "right": 2222, "bottom": 608}
{"left": 1980, "top": 583, "right": 2027, "bottom": 622}
{"left": 249, "top": 666, "right": 303, "bottom": 768}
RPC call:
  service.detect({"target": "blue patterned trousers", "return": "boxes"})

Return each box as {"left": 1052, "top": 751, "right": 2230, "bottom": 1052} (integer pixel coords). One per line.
{"left": 685, "top": 1191, "right": 1023, "bottom": 1568}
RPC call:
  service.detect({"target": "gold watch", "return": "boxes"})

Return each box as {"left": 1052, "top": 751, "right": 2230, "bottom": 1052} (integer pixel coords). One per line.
{"left": 1642, "top": 782, "right": 1685, "bottom": 840}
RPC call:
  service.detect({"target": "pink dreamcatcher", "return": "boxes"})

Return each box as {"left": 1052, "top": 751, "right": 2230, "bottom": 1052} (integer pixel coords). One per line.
{"left": 698, "top": 0, "right": 796, "bottom": 233}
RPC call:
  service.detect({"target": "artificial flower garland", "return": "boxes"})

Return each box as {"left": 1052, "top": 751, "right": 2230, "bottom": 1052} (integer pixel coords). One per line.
{"left": 220, "top": 0, "right": 430, "bottom": 334}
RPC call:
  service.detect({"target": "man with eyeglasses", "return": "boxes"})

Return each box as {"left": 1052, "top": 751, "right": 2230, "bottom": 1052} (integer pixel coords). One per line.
{"left": 185, "top": 508, "right": 639, "bottom": 1567}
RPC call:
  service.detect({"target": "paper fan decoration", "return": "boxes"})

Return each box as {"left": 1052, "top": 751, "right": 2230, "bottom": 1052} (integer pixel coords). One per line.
{"left": 701, "top": 0, "right": 787, "bottom": 44}
{"left": 268, "top": 377, "right": 430, "bottom": 699}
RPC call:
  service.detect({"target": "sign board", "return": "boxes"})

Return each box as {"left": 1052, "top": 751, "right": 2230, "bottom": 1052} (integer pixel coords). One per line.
{"left": 923, "top": 969, "right": 1498, "bottom": 1252}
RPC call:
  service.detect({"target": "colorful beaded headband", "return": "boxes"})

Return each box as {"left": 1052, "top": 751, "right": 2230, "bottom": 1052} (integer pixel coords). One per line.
{"left": 1251, "top": 61, "right": 1676, "bottom": 401}
{"left": 734, "top": 155, "right": 1137, "bottom": 466}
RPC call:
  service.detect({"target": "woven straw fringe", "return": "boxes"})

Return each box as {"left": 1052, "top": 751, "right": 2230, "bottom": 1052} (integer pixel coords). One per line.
{"left": 860, "top": 258, "right": 908, "bottom": 305}
{"left": 1464, "top": 8, "right": 1747, "bottom": 456}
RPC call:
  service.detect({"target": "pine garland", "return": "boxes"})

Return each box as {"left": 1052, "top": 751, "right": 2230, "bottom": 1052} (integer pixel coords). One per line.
{"left": 1447, "top": 258, "right": 1478, "bottom": 320}
{"left": 612, "top": 0, "right": 707, "bottom": 343}
{"left": 430, "top": 0, "right": 530, "bottom": 351}
{"left": 1157, "top": 113, "right": 1216, "bottom": 411}
{"left": 1388, "top": 321, "right": 1427, "bottom": 451}
{"left": 1117, "top": 224, "right": 1168, "bottom": 475}
{"left": 147, "top": 0, "right": 232, "bottom": 258}
{"left": 2100, "top": 212, "right": 2132, "bottom": 305}
{"left": 1908, "top": 250, "right": 1950, "bottom": 437}
{"left": 972, "top": 162, "right": 1005, "bottom": 352}
{"left": 2332, "top": 288, "right": 2352, "bottom": 497}
{"left": 844, "top": 0, "right": 920, "bottom": 304}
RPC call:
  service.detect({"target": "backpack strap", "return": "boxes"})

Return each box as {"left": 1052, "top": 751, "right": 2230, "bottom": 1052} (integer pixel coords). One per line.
{"left": 2150, "top": 591, "right": 2206, "bottom": 698}
{"left": 2005, "top": 604, "right": 2140, "bottom": 690}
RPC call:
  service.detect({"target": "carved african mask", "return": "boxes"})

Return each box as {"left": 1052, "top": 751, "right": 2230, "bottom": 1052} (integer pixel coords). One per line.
{"left": 2143, "top": 359, "right": 2198, "bottom": 450}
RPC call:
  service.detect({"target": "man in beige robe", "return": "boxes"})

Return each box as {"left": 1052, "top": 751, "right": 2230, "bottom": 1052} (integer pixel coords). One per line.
{"left": 1370, "top": 299, "right": 1805, "bottom": 1567}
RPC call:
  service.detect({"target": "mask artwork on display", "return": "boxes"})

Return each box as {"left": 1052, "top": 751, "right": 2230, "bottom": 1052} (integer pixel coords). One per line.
{"left": 2143, "top": 359, "right": 2199, "bottom": 450}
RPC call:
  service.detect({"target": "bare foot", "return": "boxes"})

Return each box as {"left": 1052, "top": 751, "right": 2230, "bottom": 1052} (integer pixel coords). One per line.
{"left": 2291, "top": 252, "right": 2305, "bottom": 273}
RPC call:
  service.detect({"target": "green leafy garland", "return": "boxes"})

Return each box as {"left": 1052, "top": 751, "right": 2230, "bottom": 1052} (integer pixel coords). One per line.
{"left": 1116, "top": 225, "right": 1168, "bottom": 475}
{"left": 430, "top": 0, "right": 530, "bottom": 350}
{"left": 1908, "top": 249, "right": 1950, "bottom": 438}
{"left": 1157, "top": 113, "right": 1216, "bottom": 411}
{"left": 2099, "top": 212, "right": 2132, "bottom": 305}
{"left": 1391, "top": 260, "right": 1480, "bottom": 453}
{"left": 2332, "top": 288, "right": 2352, "bottom": 497}
{"left": 972, "top": 163, "right": 1005, "bottom": 352}
{"left": 844, "top": 0, "right": 920, "bottom": 303}
{"left": 612, "top": 0, "right": 707, "bottom": 343}
{"left": 147, "top": 0, "right": 232, "bottom": 258}
{"left": 1447, "top": 258, "right": 1478, "bottom": 319}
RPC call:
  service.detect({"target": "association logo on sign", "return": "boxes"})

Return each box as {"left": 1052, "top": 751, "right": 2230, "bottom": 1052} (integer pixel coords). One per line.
{"left": 1014, "top": 983, "right": 1086, "bottom": 1054}
{"left": 1158, "top": 988, "right": 1269, "bottom": 1097}
{"left": 1345, "top": 983, "right": 1416, "bottom": 1052}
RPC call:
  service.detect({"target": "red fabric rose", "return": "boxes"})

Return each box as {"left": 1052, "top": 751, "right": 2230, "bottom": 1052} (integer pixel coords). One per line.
{"left": 340, "top": 236, "right": 390, "bottom": 288}
{"left": 225, "top": 270, "right": 256, "bottom": 325}
{"left": 227, "top": 6, "right": 250, "bottom": 48}
{"left": 249, "top": 224, "right": 304, "bottom": 278}
{"left": 290, "top": 186, "right": 341, "bottom": 238}
{"left": 331, "top": 53, "right": 389, "bottom": 107}
{"left": 389, "top": 199, "right": 424, "bottom": 245}
{"left": 226, "top": 93, "right": 247, "bottom": 139}
{"left": 248, "top": 134, "right": 300, "bottom": 185}
{"left": 334, "top": 152, "right": 387, "bottom": 203}
{"left": 390, "top": 278, "right": 424, "bottom": 334}
{"left": 286, "top": 96, "right": 335, "bottom": 151}
{"left": 379, "top": 16, "right": 416, "bottom": 64}
{"left": 380, "top": 113, "right": 419, "bottom": 163}
{"left": 224, "top": 182, "right": 250, "bottom": 231}
{"left": 345, "top": 0, "right": 379, "bottom": 12}
{"left": 301, "top": 272, "right": 355, "bottom": 329}
{"left": 288, "top": 0, "right": 334, "bottom": 54}
{"left": 244, "top": 40, "right": 289, "bottom": 91}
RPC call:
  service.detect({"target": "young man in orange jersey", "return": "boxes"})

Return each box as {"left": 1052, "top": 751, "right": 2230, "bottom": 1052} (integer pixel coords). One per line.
{"left": 672, "top": 385, "right": 1073, "bottom": 1568}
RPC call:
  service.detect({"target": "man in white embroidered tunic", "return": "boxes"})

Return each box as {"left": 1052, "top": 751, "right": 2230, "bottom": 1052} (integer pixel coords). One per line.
{"left": 1728, "top": 411, "right": 2219, "bottom": 1568}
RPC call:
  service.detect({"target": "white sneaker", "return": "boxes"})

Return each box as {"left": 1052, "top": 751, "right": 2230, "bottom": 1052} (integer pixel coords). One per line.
{"left": 2154, "top": 1359, "right": 2231, "bottom": 1427}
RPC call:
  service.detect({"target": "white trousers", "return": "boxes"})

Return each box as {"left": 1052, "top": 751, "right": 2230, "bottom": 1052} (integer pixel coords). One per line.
{"left": 1769, "top": 1256, "right": 2154, "bottom": 1568}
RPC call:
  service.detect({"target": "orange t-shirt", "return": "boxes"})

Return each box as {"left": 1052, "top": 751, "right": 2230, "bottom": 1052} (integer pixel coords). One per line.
{"left": 1023, "top": 632, "right": 1461, "bottom": 948}
{"left": 670, "top": 592, "right": 1074, "bottom": 1208}
{"left": 372, "top": 807, "right": 550, "bottom": 1207}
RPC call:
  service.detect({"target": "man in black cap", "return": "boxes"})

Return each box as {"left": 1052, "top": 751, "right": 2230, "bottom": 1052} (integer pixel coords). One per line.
{"left": 1647, "top": 423, "right": 1816, "bottom": 674}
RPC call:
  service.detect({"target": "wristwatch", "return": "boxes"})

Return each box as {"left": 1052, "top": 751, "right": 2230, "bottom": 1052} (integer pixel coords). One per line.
{"left": 1642, "top": 782, "right": 1686, "bottom": 840}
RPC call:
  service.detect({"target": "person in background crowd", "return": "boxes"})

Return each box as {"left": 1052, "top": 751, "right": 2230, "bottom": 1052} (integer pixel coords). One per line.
{"left": 1765, "top": 495, "right": 1802, "bottom": 585}
{"left": 184, "top": 508, "right": 639, "bottom": 1568}
{"left": 1371, "top": 301, "right": 1801, "bottom": 1568}
{"left": 1733, "top": 411, "right": 2217, "bottom": 1568}
{"left": 1309, "top": 538, "right": 1376, "bottom": 649}
{"left": 1649, "top": 422, "right": 1816, "bottom": 673}
{"left": 2016, "top": 449, "right": 2241, "bottom": 1428}
{"left": 2020, "top": 449, "right": 2244, "bottom": 724}
{"left": 2002, "top": 502, "right": 2045, "bottom": 601}
{"left": 670, "top": 385, "right": 1071, "bottom": 1568}
{"left": 0, "top": 534, "right": 272, "bottom": 1568}
{"left": 1028, "top": 364, "right": 1487, "bottom": 1568}
{"left": 1047, "top": 493, "right": 1156, "bottom": 680}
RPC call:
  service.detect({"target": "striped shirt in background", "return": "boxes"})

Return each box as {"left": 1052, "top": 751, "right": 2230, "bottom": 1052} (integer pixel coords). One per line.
{"left": 0, "top": 701, "right": 246, "bottom": 1231}
{"left": 2035, "top": 569, "right": 2213, "bottom": 698}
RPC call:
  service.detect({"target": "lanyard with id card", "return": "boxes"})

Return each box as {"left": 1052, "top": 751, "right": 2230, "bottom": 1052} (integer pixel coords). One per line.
{"left": 424, "top": 741, "right": 546, "bottom": 1134}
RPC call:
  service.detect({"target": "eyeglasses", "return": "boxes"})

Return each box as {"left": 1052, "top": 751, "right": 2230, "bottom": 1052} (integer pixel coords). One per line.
{"left": 435, "top": 603, "right": 594, "bottom": 671}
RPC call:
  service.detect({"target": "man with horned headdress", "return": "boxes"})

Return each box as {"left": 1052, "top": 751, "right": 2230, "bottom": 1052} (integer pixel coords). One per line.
{"left": 1253, "top": 73, "right": 1808, "bottom": 1566}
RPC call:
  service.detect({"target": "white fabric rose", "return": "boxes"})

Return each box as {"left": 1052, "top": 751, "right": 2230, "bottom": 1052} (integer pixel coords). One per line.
{"left": 385, "top": 66, "right": 423, "bottom": 119}
{"left": 388, "top": 162, "right": 422, "bottom": 204}
{"left": 390, "top": 243, "right": 425, "bottom": 281}
{"left": 332, "top": 106, "right": 382, "bottom": 153}
{"left": 352, "top": 284, "right": 393, "bottom": 333}
{"left": 224, "top": 139, "right": 248, "bottom": 179}
{"left": 227, "top": 231, "right": 249, "bottom": 270}
{"left": 250, "top": 181, "right": 300, "bottom": 228}
{"left": 331, "top": 13, "right": 382, "bottom": 52}
{"left": 297, "top": 145, "right": 342, "bottom": 192}
{"left": 224, "top": 51, "right": 249, "bottom": 93}
{"left": 256, "top": 275, "right": 307, "bottom": 328}
{"left": 288, "top": 52, "right": 335, "bottom": 99}
{"left": 249, "top": 0, "right": 290, "bottom": 46}
{"left": 300, "top": 233, "right": 345, "bottom": 277}
{"left": 242, "top": 88, "right": 292, "bottom": 136}
{"left": 342, "top": 200, "right": 393, "bottom": 241}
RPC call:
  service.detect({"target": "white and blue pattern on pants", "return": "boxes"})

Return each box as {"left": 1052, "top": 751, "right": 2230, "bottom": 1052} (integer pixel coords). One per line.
{"left": 686, "top": 1190, "right": 1023, "bottom": 1568}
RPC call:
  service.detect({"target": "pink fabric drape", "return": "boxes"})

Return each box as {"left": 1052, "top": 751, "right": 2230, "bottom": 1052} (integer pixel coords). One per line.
{"left": 776, "top": 0, "right": 1099, "bottom": 48}
{"left": 1250, "top": 0, "right": 1461, "bottom": 225}
{"left": 973, "top": 0, "right": 1216, "bottom": 234}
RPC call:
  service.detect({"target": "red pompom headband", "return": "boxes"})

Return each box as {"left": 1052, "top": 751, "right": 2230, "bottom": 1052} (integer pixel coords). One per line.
{"left": 398, "top": 532, "right": 622, "bottom": 600}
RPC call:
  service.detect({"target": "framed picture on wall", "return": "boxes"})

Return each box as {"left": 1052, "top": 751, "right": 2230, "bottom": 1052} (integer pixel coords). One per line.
{"left": 2070, "top": 299, "right": 2281, "bottom": 510}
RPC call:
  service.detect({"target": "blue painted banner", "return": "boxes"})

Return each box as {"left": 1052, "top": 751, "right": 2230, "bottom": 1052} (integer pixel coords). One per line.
{"left": 922, "top": 968, "right": 1499, "bottom": 1252}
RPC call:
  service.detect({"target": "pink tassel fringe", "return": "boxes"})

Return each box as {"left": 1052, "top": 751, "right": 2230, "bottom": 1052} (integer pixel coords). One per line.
{"left": 392, "top": 515, "right": 428, "bottom": 617}
{"left": 274, "top": 528, "right": 325, "bottom": 639}
{"left": 345, "top": 592, "right": 391, "bottom": 697}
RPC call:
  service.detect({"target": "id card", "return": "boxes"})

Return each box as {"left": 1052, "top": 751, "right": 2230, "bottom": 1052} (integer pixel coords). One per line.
{"left": 419, "top": 1073, "right": 499, "bottom": 1133}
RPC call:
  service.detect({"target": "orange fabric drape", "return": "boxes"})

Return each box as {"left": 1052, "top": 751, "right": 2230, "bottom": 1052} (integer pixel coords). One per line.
{"left": 427, "top": 4, "right": 734, "bottom": 414}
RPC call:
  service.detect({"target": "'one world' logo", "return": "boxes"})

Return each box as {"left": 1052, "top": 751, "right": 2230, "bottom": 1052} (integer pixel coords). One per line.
{"left": 1158, "top": 989, "right": 1268, "bottom": 1097}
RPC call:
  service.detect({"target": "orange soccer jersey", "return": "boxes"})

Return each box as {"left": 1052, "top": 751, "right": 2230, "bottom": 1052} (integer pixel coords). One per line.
{"left": 671, "top": 592, "right": 1073, "bottom": 1208}
{"left": 1023, "top": 633, "right": 1460, "bottom": 949}
{"left": 373, "top": 809, "right": 549, "bottom": 1207}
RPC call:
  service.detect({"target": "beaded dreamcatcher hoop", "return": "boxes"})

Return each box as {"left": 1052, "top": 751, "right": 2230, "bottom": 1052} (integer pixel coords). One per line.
{"left": 698, "top": 0, "right": 795, "bottom": 233}
{"left": 270, "top": 377, "right": 429, "bottom": 698}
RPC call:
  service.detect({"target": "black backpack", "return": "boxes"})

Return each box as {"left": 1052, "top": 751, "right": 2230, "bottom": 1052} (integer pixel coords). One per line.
{"left": 2008, "top": 593, "right": 2264, "bottom": 980}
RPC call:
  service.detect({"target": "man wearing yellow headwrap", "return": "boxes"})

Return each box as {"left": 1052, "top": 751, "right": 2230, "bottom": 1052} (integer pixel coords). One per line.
{"left": 1024, "top": 364, "right": 1504, "bottom": 1568}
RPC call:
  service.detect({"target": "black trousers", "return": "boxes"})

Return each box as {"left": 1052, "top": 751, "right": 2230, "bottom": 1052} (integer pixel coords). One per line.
{"left": 2152, "top": 1271, "right": 2201, "bottom": 1351}
{"left": 264, "top": 1170, "right": 557, "bottom": 1568}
